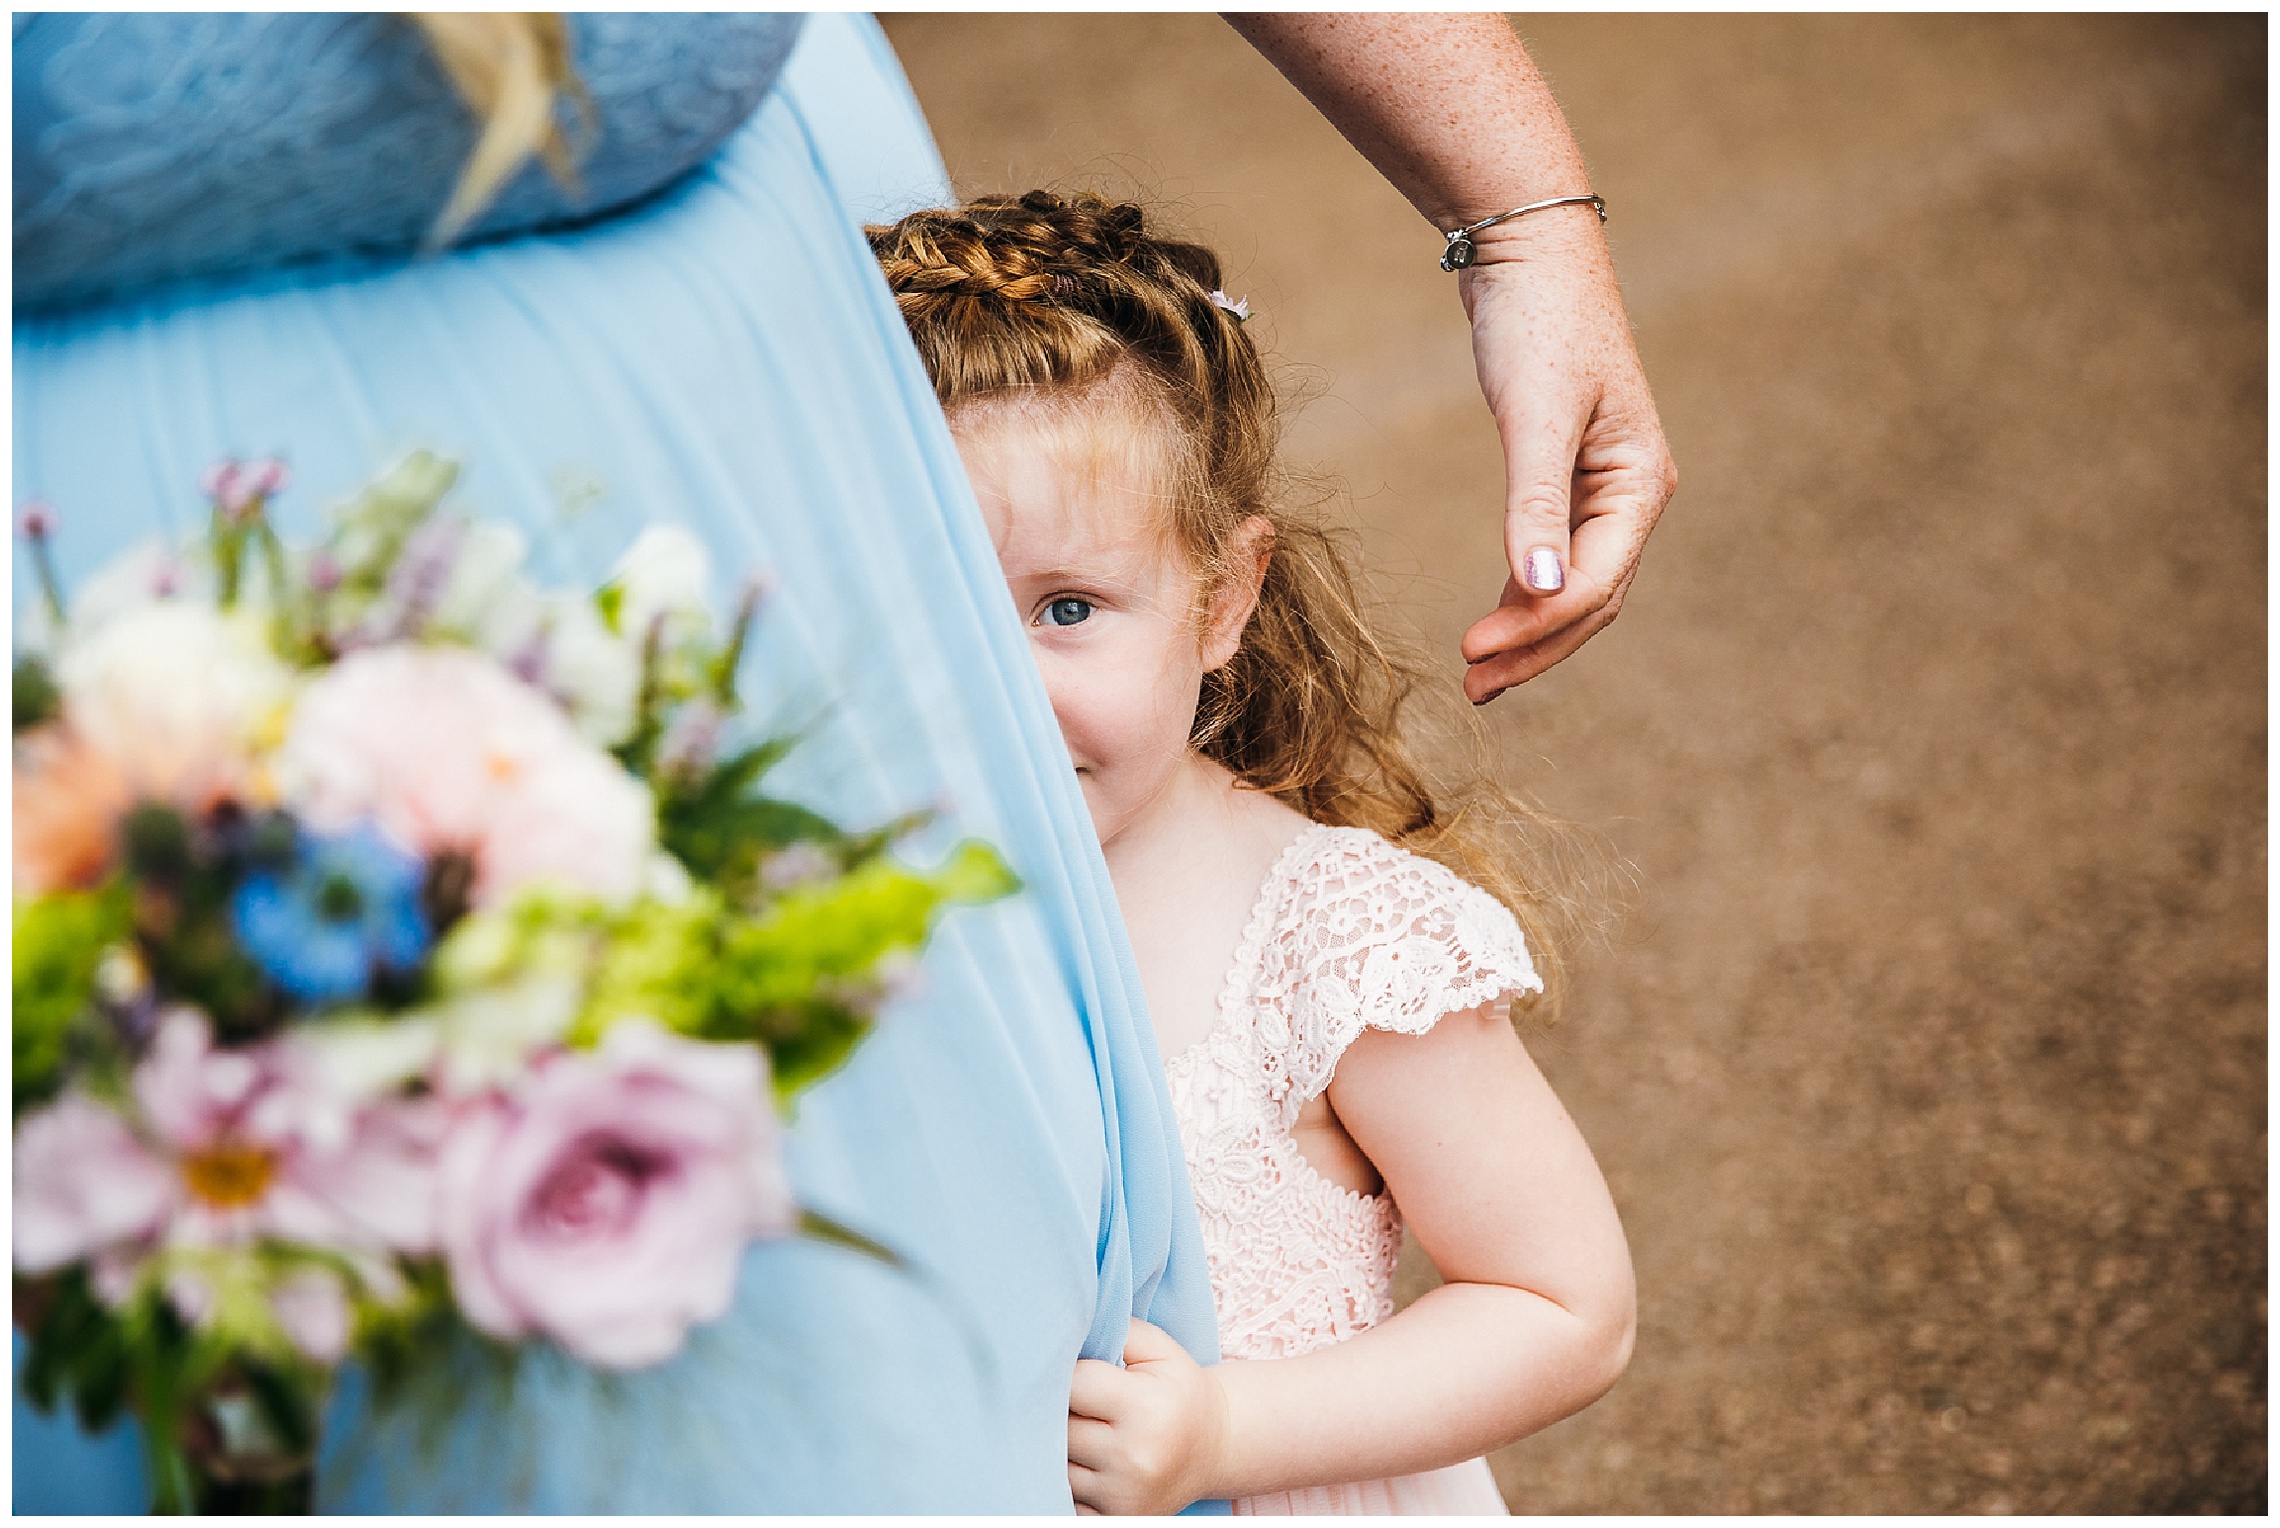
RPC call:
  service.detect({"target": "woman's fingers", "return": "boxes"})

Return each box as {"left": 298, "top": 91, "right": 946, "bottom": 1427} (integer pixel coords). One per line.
{"left": 1494, "top": 406, "right": 1589, "bottom": 607}
{"left": 1457, "top": 235, "right": 1674, "bottom": 702}
{"left": 1463, "top": 594, "right": 1619, "bottom": 700}
{"left": 1465, "top": 437, "right": 1672, "bottom": 699}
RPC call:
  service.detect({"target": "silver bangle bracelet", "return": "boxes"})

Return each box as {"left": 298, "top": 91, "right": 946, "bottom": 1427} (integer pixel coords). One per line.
{"left": 1439, "top": 193, "right": 1607, "bottom": 272}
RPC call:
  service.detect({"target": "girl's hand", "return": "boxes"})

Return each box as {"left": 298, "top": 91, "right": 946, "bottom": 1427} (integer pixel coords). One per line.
{"left": 1067, "top": 1318, "right": 1230, "bottom": 1515}
{"left": 1456, "top": 221, "right": 1678, "bottom": 703}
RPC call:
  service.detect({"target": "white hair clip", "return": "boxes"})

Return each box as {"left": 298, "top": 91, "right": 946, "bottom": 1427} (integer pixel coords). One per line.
{"left": 1208, "top": 290, "right": 1250, "bottom": 323}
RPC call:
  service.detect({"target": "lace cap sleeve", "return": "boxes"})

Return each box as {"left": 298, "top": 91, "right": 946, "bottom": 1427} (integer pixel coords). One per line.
{"left": 1265, "top": 826, "right": 1542, "bottom": 1123}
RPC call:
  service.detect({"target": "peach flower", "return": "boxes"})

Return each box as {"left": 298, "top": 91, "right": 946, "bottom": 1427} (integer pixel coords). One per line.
{"left": 12, "top": 723, "right": 132, "bottom": 894}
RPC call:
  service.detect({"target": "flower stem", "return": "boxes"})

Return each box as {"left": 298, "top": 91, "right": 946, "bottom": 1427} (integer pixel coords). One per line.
{"left": 21, "top": 526, "right": 67, "bottom": 627}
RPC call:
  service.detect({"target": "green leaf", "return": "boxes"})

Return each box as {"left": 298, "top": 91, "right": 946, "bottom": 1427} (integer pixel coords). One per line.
{"left": 325, "top": 451, "right": 459, "bottom": 596}
{"left": 575, "top": 891, "right": 722, "bottom": 1044}
{"left": 654, "top": 734, "right": 843, "bottom": 892}
{"left": 13, "top": 655, "right": 60, "bottom": 732}
{"left": 593, "top": 580, "right": 625, "bottom": 636}
{"left": 18, "top": 1269, "right": 135, "bottom": 1438}
{"left": 695, "top": 842, "right": 1018, "bottom": 1100}
{"left": 764, "top": 1002, "right": 871, "bottom": 1103}
{"left": 796, "top": 1208, "right": 905, "bottom": 1269}
{"left": 935, "top": 840, "right": 1021, "bottom": 905}
{"left": 241, "top": 1358, "right": 319, "bottom": 1457}
{"left": 12, "top": 885, "right": 131, "bottom": 1116}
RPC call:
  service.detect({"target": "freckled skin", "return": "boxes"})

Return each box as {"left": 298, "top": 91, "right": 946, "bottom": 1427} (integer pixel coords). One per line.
{"left": 1228, "top": 14, "right": 1679, "bottom": 703}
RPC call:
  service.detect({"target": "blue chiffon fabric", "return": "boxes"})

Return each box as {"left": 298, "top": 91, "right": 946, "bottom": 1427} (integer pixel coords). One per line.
{"left": 11, "top": 14, "right": 1221, "bottom": 1513}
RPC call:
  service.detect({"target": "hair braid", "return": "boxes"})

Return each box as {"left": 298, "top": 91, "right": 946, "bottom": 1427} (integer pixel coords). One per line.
{"left": 869, "top": 191, "right": 1584, "bottom": 1018}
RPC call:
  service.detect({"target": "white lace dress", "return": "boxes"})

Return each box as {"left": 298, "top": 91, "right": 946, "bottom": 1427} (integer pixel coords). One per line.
{"left": 1164, "top": 823, "right": 1542, "bottom": 1515}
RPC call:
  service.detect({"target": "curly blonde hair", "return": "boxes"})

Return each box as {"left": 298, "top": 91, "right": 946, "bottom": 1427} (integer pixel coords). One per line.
{"left": 870, "top": 191, "right": 1581, "bottom": 1013}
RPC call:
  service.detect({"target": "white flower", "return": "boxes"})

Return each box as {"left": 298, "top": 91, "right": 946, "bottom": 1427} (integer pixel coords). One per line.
{"left": 608, "top": 524, "right": 715, "bottom": 645}
{"left": 54, "top": 601, "right": 293, "bottom": 810}
{"left": 424, "top": 974, "right": 585, "bottom": 1097}
{"left": 285, "top": 1017, "right": 443, "bottom": 1109}
{"left": 644, "top": 852, "right": 696, "bottom": 904}
{"left": 14, "top": 536, "right": 199, "bottom": 654}
{"left": 432, "top": 521, "right": 546, "bottom": 658}
{"left": 536, "top": 592, "right": 642, "bottom": 746}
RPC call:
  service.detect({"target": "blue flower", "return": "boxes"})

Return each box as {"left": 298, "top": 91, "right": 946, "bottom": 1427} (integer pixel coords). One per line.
{"left": 231, "top": 822, "right": 431, "bottom": 1006}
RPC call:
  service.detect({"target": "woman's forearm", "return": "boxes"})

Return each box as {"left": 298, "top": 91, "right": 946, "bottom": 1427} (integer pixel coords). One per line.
{"left": 1223, "top": 13, "right": 1593, "bottom": 230}
{"left": 1202, "top": 1278, "right": 1635, "bottom": 1500}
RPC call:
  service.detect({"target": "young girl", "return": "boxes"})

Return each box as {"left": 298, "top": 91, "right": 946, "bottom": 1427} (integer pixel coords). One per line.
{"left": 871, "top": 192, "right": 1635, "bottom": 1515}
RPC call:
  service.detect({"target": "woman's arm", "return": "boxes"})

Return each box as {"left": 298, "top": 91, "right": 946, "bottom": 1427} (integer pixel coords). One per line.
{"left": 1224, "top": 13, "right": 1677, "bottom": 702}
{"left": 1067, "top": 1005, "right": 1635, "bottom": 1510}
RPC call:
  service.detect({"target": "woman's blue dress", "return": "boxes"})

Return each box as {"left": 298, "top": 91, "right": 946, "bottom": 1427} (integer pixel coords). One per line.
{"left": 11, "top": 13, "right": 1221, "bottom": 1513}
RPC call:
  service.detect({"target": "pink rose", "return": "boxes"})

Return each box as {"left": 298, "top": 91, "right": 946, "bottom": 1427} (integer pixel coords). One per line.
{"left": 277, "top": 644, "right": 654, "bottom": 908}
{"left": 437, "top": 1021, "right": 794, "bottom": 1369}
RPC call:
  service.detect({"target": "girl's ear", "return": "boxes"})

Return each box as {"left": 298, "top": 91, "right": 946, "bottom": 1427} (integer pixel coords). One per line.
{"left": 1201, "top": 516, "right": 1275, "bottom": 673}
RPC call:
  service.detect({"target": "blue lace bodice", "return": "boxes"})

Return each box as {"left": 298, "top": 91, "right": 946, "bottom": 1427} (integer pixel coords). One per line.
{"left": 12, "top": 11, "right": 803, "bottom": 313}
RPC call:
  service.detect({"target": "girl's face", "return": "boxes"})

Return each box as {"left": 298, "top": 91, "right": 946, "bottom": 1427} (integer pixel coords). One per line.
{"left": 954, "top": 396, "right": 1257, "bottom": 851}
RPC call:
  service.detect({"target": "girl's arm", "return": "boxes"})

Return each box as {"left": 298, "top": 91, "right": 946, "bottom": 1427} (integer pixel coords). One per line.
{"left": 1223, "top": 13, "right": 1677, "bottom": 702}
{"left": 1067, "top": 1004, "right": 1635, "bottom": 1511}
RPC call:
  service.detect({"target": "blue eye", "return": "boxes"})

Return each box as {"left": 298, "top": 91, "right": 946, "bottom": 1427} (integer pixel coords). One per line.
{"left": 1042, "top": 597, "right": 1094, "bottom": 628}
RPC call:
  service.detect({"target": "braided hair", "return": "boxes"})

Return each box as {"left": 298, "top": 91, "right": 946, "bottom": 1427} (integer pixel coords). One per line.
{"left": 869, "top": 191, "right": 1577, "bottom": 1013}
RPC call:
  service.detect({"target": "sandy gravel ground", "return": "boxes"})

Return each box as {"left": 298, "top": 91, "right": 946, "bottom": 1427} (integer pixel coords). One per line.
{"left": 882, "top": 13, "right": 2265, "bottom": 1514}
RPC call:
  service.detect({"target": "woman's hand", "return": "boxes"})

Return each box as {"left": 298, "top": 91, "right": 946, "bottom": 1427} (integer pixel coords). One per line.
{"left": 1226, "top": 12, "right": 1677, "bottom": 703}
{"left": 1067, "top": 1318, "right": 1231, "bottom": 1515}
{"left": 1457, "top": 218, "right": 1677, "bottom": 703}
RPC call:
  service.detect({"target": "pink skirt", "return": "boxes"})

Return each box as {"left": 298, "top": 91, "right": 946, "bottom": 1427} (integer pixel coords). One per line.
{"left": 1233, "top": 1457, "right": 1508, "bottom": 1515}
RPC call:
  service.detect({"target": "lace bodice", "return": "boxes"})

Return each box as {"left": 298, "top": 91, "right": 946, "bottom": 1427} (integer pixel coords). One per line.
{"left": 1164, "top": 824, "right": 1541, "bottom": 1362}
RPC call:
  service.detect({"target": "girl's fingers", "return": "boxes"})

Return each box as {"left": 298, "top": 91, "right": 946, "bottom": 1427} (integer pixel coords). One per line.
{"left": 1120, "top": 1317, "right": 1187, "bottom": 1365}
{"left": 1069, "top": 1356, "right": 1128, "bottom": 1421}
{"left": 1066, "top": 1413, "right": 1120, "bottom": 1470}
{"left": 1069, "top": 1460, "right": 1109, "bottom": 1515}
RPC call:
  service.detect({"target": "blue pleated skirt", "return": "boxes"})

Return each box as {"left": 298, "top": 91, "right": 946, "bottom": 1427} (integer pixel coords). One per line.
{"left": 11, "top": 15, "right": 1219, "bottom": 1513}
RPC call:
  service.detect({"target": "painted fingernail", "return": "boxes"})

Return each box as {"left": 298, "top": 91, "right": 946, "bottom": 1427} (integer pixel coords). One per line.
{"left": 1523, "top": 546, "right": 1565, "bottom": 594}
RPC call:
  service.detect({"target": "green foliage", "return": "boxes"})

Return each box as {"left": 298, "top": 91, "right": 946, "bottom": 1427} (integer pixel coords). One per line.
{"left": 19, "top": 1268, "right": 132, "bottom": 1435}
{"left": 559, "top": 833, "right": 1018, "bottom": 1102}
{"left": 12, "top": 883, "right": 130, "bottom": 1115}
{"left": 795, "top": 1208, "right": 904, "bottom": 1270}
{"left": 712, "top": 840, "right": 1018, "bottom": 1100}
{"left": 577, "top": 891, "right": 721, "bottom": 1041}
{"left": 121, "top": 806, "right": 277, "bottom": 1041}
{"left": 353, "top": 1259, "right": 473, "bottom": 1403}
{"left": 22, "top": 1264, "right": 303, "bottom": 1514}
{"left": 13, "top": 654, "right": 60, "bottom": 732}
{"left": 326, "top": 451, "right": 459, "bottom": 599}
{"left": 655, "top": 736, "right": 835, "bottom": 892}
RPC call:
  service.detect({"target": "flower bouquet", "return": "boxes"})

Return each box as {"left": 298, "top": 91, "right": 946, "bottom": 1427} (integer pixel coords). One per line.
{"left": 11, "top": 454, "right": 1014, "bottom": 1512}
